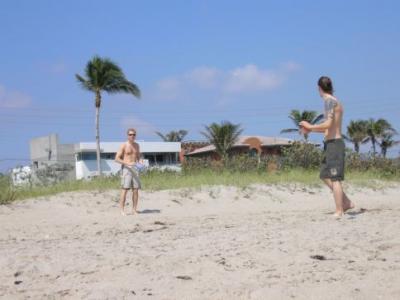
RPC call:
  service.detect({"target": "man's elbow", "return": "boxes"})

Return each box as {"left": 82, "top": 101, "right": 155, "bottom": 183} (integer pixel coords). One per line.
{"left": 325, "top": 120, "right": 333, "bottom": 129}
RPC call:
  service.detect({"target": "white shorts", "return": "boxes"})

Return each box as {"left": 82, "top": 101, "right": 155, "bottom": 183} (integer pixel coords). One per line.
{"left": 121, "top": 167, "right": 141, "bottom": 189}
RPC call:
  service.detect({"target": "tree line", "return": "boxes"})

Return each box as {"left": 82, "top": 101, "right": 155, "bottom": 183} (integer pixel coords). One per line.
{"left": 76, "top": 56, "right": 398, "bottom": 175}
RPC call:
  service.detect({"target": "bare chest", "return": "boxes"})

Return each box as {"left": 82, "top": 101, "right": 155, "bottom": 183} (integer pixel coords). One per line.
{"left": 124, "top": 144, "right": 138, "bottom": 156}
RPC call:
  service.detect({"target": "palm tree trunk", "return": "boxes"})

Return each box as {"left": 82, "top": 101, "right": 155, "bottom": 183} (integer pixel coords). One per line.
{"left": 355, "top": 142, "right": 359, "bottom": 153}
{"left": 95, "top": 91, "right": 102, "bottom": 176}
{"left": 372, "top": 138, "right": 376, "bottom": 156}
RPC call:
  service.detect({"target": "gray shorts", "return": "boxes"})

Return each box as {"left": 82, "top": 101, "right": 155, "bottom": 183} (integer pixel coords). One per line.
{"left": 320, "top": 138, "right": 345, "bottom": 181}
{"left": 121, "top": 167, "right": 141, "bottom": 189}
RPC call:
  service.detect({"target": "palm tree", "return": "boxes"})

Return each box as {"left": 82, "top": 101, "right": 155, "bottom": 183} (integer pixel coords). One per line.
{"left": 201, "top": 121, "right": 243, "bottom": 161}
{"left": 343, "top": 120, "right": 369, "bottom": 153}
{"left": 155, "top": 130, "right": 188, "bottom": 142}
{"left": 76, "top": 56, "right": 141, "bottom": 176}
{"left": 377, "top": 132, "right": 400, "bottom": 158}
{"left": 364, "top": 118, "right": 396, "bottom": 156}
{"left": 281, "top": 110, "right": 324, "bottom": 141}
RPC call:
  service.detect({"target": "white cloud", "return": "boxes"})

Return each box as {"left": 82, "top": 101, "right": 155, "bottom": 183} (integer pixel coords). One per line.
{"left": 120, "top": 115, "right": 158, "bottom": 138}
{"left": 0, "top": 85, "right": 32, "bottom": 108}
{"left": 224, "top": 64, "right": 283, "bottom": 93}
{"left": 152, "top": 62, "right": 301, "bottom": 100}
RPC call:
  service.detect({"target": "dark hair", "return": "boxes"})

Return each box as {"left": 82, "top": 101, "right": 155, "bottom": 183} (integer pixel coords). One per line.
{"left": 318, "top": 76, "right": 334, "bottom": 94}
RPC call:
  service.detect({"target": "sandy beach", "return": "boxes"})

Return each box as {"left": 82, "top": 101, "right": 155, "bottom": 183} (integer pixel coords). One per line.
{"left": 1, "top": 183, "right": 399, "bottom": 299}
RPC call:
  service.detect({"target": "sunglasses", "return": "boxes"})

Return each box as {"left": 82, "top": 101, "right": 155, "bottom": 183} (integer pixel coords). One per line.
{"left": 128, "top": 133, "right": 136, "bottom": 136}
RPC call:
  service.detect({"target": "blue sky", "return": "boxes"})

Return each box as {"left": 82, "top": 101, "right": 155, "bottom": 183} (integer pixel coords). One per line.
{"left": 1, "top": 0, "right": 399, "bottom": 171}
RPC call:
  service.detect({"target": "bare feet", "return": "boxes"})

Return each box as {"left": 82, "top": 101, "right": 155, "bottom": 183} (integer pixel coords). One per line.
{"left": 131, "top": 210, "right": 139, "bottom": 215}
{"left": 343, "top": 201, "right": 355, "bottom": 212}
{"left": 333, "top": 212, "right": 343, "bottom": 219}
{"left": 121, "top": 211, "right": 127, "bottom": 216}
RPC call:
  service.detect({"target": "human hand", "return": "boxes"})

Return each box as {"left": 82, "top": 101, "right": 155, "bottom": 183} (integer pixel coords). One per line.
{"left": 299, "top": 121, "right": 312, "bottom": 130}
{"left": 299, "top": 126, "right": 311, "bottom": 135}
{"left": 124, "top": 164, "right": 134, "bottom": 170}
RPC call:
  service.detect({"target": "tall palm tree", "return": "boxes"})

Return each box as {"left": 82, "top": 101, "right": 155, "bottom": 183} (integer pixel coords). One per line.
{"left": 365, "top": 118, "right": 395, "bottom": 156}
{"left": 155, "top": 130, "right": 188, "bottom": 142}
{"left": 281, "top": 110, "right": 324, "bottom": 141}
{"left": 377, "top": 132, "right": 400, "bottom": 158}
{"left": 76, "top": 56, "right": 141, "bottom": 176}
{"left": 343, "top": 120, "right": 369, "bottom": 153}
{"left": 201, "top": 121, "right": 243, "bottom": 161}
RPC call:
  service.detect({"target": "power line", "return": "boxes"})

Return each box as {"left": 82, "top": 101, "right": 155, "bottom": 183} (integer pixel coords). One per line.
{"left": 0, "top": 102, "right": 398, "bottom": 117}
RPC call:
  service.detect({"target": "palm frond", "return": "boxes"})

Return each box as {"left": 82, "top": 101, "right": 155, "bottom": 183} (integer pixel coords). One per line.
{"left": 75, "top": 74, "right": 94, "bottom": 91}
{"left": 280, "top": 128, "right": 299, "bottom": 134}
{"left": 155, "top": 131, "right": 167, "bottom": 141}
{"left": 311, "top": 113, "right": 324, "bottom": 124}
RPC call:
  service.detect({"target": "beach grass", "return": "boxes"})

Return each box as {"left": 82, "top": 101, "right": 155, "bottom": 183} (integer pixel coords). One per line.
{"left": 1, "top": 169, "right": 399, "bottom": 204}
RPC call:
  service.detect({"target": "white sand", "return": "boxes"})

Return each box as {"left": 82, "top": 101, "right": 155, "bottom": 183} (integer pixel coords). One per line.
{"left": 1, "top": 183, "right": 400, "bottom": 299}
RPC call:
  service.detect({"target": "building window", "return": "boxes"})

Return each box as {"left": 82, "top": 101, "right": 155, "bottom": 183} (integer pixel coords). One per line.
{"left": 101, "top": 153, "right": 115, "bottom": 160}
{"left": 76, "top": 152, "right": 116, "bottom": 161}
{"left": 143, "top": 153, "right": 178, "bottom": 165}
{"left": 144, "top": 154, "right": 155, "bottom": 163}
{"left": 249, "top": 148, "right": 258, "bottom": 157}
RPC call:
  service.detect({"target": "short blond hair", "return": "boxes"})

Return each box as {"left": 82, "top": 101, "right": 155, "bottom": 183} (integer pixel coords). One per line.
{"left": 127, "top": 128, "right": 136, "bottom": 135}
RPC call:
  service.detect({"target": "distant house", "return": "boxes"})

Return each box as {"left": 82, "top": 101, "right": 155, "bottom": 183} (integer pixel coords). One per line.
{"left": 29, "top": 134, "right": 182, "bottom": 180}
{"left": 180, "top": 140, "right": 211, "bottom": 161}
{"left": 184, "top": 136, "right": 294, "bottom": 159}
{"left": 75, "top": 141, "right": 181, "bottom": 179}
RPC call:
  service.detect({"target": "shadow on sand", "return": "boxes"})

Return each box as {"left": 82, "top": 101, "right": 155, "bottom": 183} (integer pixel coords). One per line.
{"left": 346, "top": 208, "right": 368, "bottom": 216}
{"left": 139, "top": 209, "right": 161, "bottom": 214}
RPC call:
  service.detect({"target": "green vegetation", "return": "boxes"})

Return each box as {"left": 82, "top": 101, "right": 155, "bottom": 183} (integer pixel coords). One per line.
{"left": 1, "top": 151, "right": 399, "bottom": 204}
{"left": 201, "top": 121, "right": 243, "bottom": 161}
{"left": 155, "top": 130, "right": 188, "bottom": 142}
{"left": 0, "top": 174, "right": 17, "bottom": 204}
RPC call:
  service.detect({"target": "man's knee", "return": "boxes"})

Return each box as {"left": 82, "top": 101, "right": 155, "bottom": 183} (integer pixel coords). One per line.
{"left": 322, "top": 178, "right": 333, "bottom": 188}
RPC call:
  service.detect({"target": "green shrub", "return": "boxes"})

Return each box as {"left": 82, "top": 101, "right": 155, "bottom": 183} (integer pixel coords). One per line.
{"left": 281, "top": 142, "right": 323, "bottom": 169}
{"left": 345, "top": 151, "right": 400, "bottom": 177}
{"left": 0, "top": 175, "right": 17, "bottom": 204}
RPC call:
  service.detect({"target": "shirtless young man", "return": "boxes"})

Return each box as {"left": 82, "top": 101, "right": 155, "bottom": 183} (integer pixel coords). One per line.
{"left": 299, "top": 76, "right": 354, "bottom": 218}
{"left": 115, "top": 128, "right": 141, "bottom": 216}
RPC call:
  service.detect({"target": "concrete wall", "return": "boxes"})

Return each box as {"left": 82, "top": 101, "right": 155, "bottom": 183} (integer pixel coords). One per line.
{"left": 29, "top": 134, "right": 76, "bottom": 181}
{"left": 30, "top": 134, "right": 59, "bottom": 162}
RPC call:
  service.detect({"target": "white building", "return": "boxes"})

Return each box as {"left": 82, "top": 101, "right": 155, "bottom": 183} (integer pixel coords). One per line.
{"left": 28, "top": 135, "right": 182, "bottom": 181}
{"left": 75, "top": 141, "right": 181, "bottom": 179}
